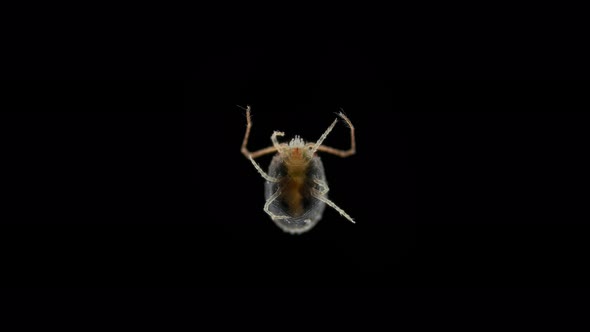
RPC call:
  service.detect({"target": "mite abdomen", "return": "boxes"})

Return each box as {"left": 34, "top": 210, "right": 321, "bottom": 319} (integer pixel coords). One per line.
{"left": 264, "top": 154, "right": 327, "bottom": 234}
{"left": 282, "top": 176, "right": 308, "bottom": 217}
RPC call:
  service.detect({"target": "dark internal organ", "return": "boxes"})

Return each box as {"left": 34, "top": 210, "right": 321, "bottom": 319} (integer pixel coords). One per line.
{"left": 281, "top": 175, "right": 308, "bottom": 217}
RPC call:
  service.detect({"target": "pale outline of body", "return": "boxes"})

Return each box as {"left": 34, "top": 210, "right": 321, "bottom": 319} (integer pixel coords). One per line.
{"left": 240, "top": 105, "right": 356, "bottom": 232}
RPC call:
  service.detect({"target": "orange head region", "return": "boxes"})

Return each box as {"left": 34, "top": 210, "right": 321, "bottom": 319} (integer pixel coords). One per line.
{"left": 282, "top": 135, "right": 313, "bottom": 167}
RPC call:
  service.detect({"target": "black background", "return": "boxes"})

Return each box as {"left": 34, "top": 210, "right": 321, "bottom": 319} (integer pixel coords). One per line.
{"left": 1, "top": 80, "right": 588, "bottom": 289}
{"left": 1, "top": 4, "right": 588, "bottom": 327}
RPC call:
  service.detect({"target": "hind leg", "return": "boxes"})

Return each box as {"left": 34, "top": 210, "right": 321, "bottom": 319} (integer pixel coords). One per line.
{"left": 314, "top": 178, "right": 330, "bottom": 195}
{"left": 312, "top": 179, "right": 355, "bottom": 224}
{"left": 264, "top": 189, "right": 289, "bottom": 220}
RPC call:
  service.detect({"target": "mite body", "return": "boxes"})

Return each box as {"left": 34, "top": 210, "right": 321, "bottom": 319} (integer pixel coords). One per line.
{"left": 240, "top": 106, "right": 356, "bottom": 234}
{"left": 264, "top": 151, "right": 328, "bottom": 233}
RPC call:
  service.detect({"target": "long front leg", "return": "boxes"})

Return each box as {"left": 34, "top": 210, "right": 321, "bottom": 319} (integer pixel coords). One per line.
{"left": 240, "top": 105, "right": 279, "bottom": 159}
{"left": 316, "top": 111, "right": 356, "bottom": 158}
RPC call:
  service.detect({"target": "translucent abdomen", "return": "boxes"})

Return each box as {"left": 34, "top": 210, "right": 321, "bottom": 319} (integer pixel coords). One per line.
{"left": 264, "top": 155, "right": 327, "bottom": 234}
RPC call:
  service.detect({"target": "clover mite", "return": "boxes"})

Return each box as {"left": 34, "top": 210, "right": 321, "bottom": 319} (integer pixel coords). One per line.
{"left": 240, "top": 105, "right": 356, "bottom": 234}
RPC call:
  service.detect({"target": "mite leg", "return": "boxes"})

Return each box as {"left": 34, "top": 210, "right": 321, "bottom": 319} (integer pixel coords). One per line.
{"left": 271, "top": 131, "right": 285, "bottom": 152}
{"left": 316, "top": 111, "right": 356, "bottom": 158}
{"left": 248, "top": 155, "right": 279, "bottom": 183}
{"left": 264, "top": 189, "right": 290, "bottom": 220}
{"left": 240, "top": 105, "right": 279, "bottom": 159}
{"left": 313, "top": 178, "right": 330, "bottom": 195}
{"left": 312, "top": 186, "right": 355, "bottom": 224}
{"left": 311, "top": 118, "right": 338, "bottom": 155}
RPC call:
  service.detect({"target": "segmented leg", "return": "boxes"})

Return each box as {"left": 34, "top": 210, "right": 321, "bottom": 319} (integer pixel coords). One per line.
{"left": 311, "top": 118, "right": 338, "bottom": 155}
{"left": 312, "top": 188, "right": 355, "bottom": 224}
{"left": 316, "top": 111, "right": 356, "bottom": 158}
{"left": 271, "top": 131, "right": 285, "bottom": 152}
{"left": 240, "top": 105, "right": 279, "bottom": 159}
{"left": 314, "top": 178, "right": 330, "bottom": 195}
{"left": 248, "top": 155, "right": 279, "bottom": 183}
{"left": 264, "top": 189, "right": 290, "bottom": 220}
